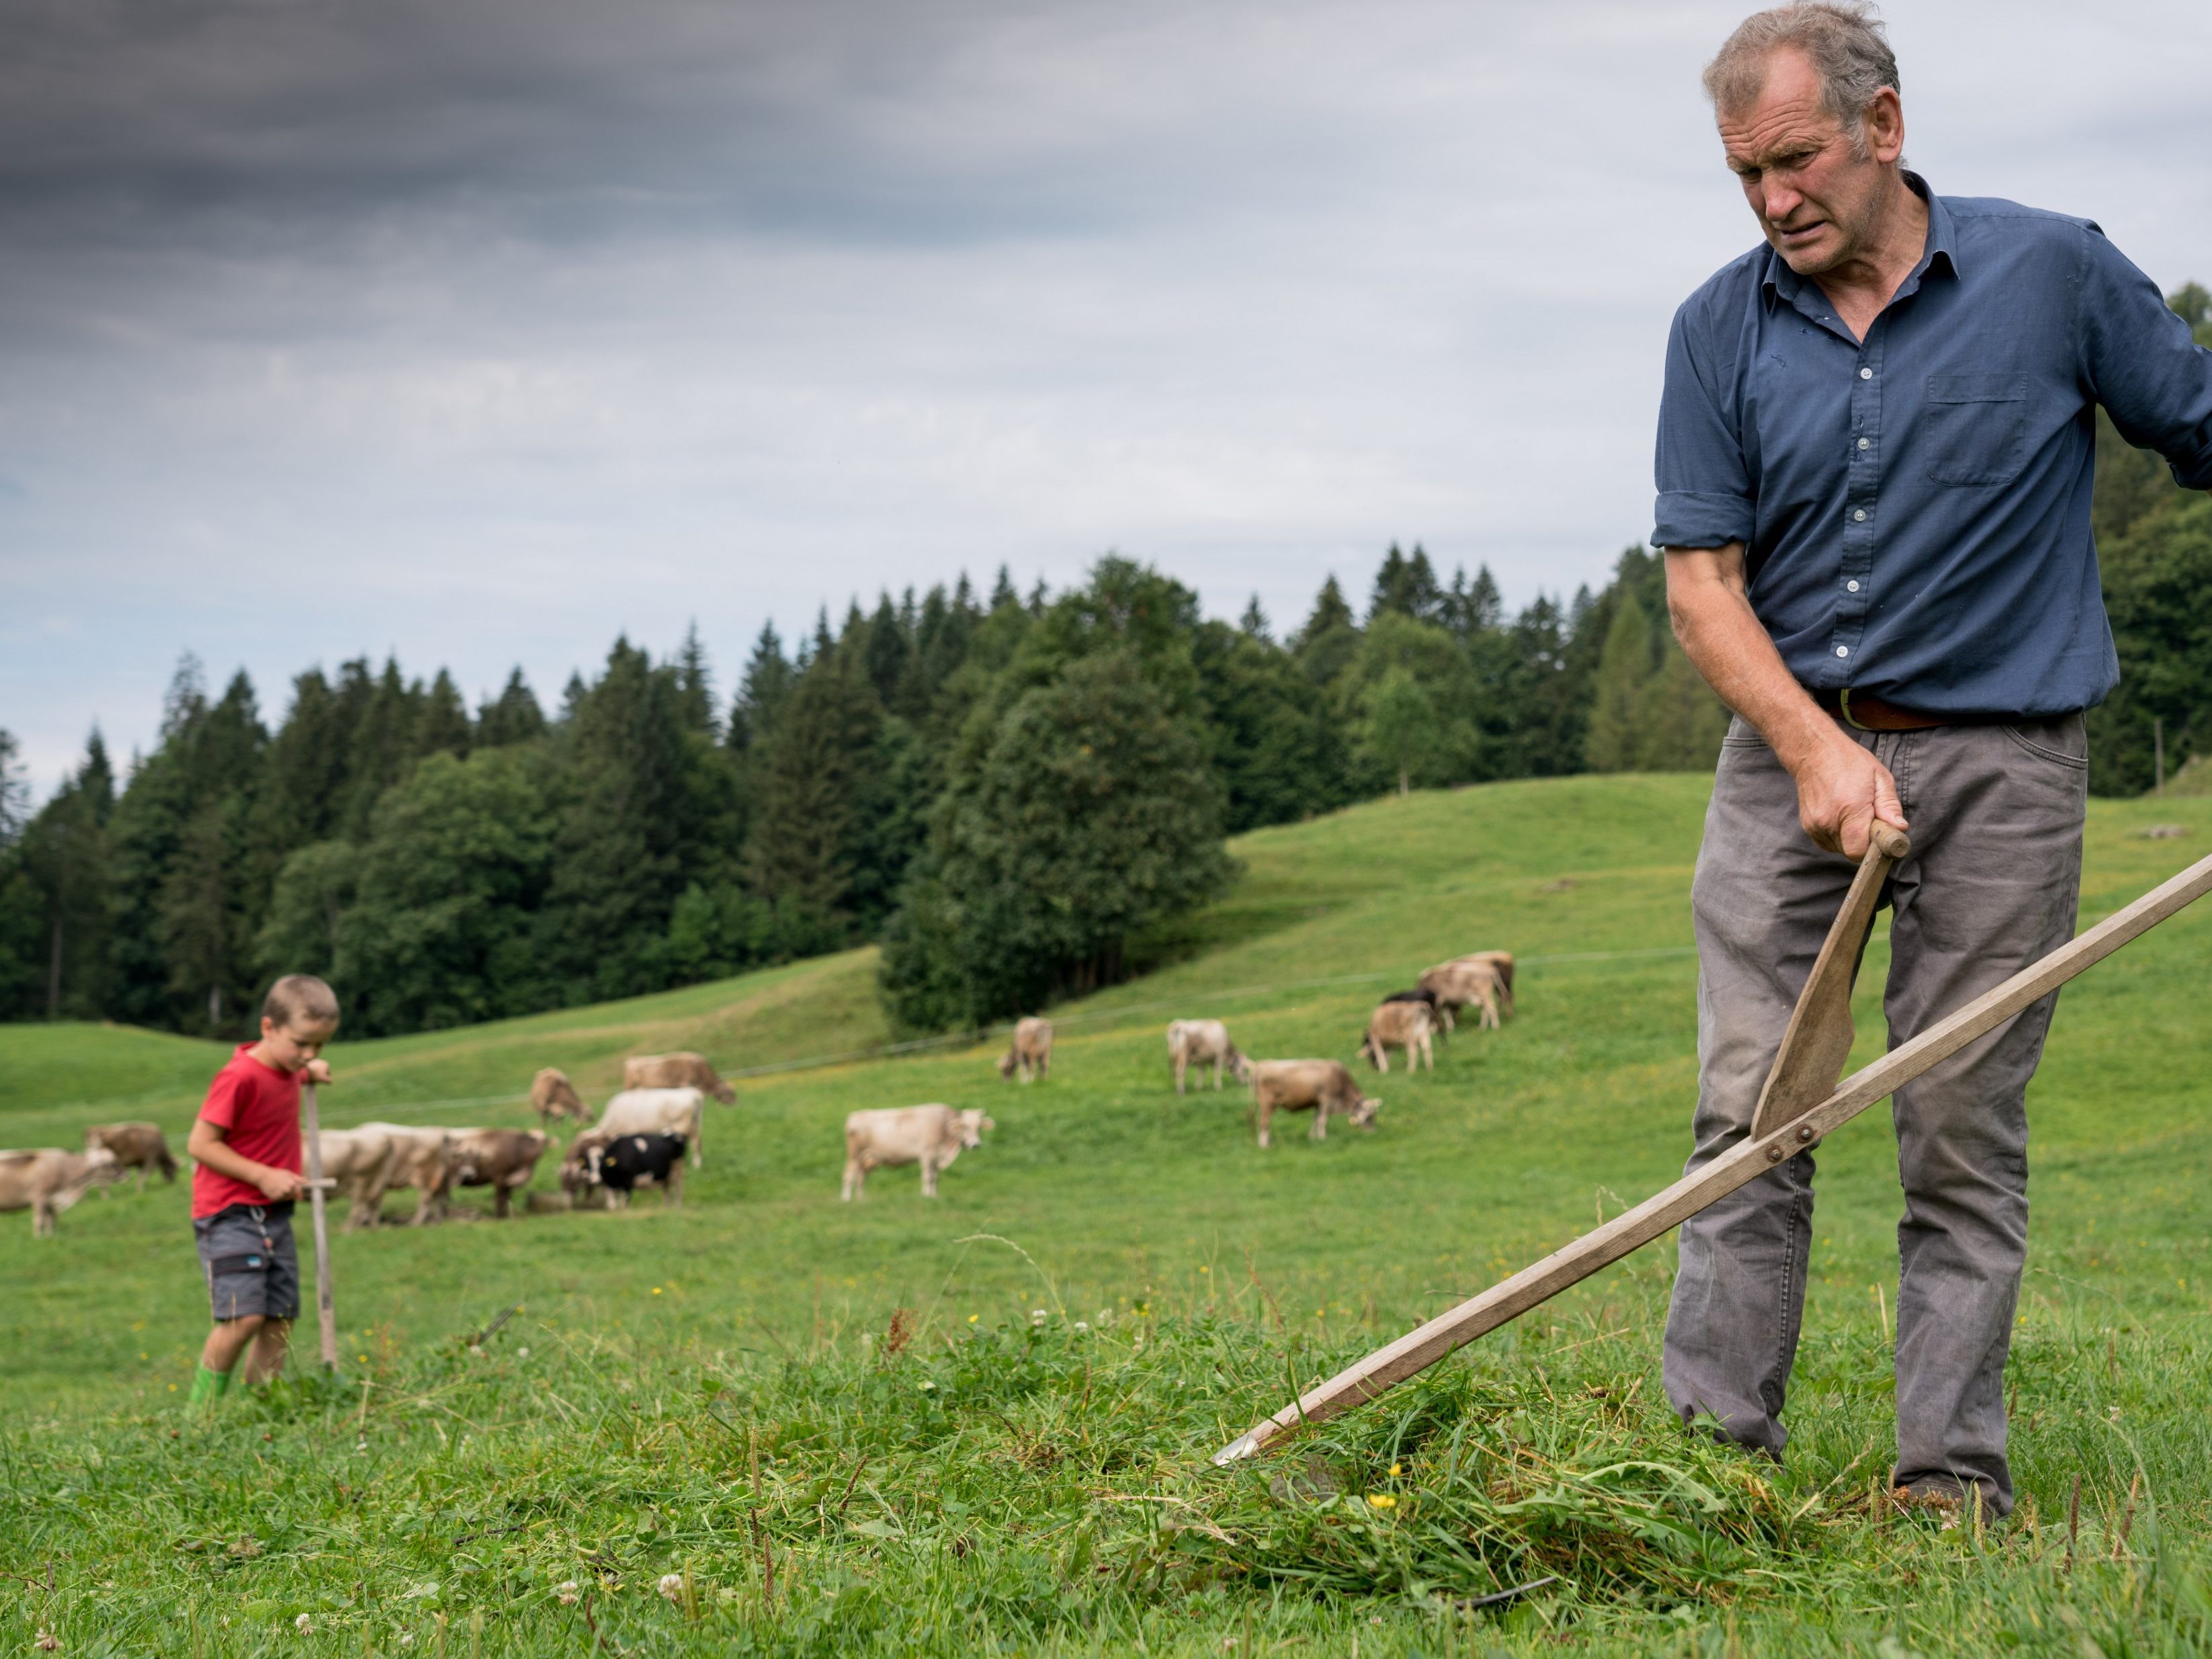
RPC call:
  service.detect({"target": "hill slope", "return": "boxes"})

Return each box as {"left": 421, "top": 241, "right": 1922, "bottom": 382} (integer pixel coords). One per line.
{"left": 7, "top": 773, "right": 2212, "bottom": 1652}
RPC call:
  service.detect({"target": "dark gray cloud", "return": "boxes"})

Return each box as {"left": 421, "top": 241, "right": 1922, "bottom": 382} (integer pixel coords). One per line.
{"left": 2, "top": 0, "right": 2207, "bottom": 789}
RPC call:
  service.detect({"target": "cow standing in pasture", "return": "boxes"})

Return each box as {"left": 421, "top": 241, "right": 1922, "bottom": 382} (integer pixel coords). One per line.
{"left": 356, "top": 1123, "right": 457, "bottom": 1226}
{"left": 316, "top": 1126, "right": 400, "bottom": 1231}
{"left": 595, "top": 1088, "right": 707, "bottom": 1168}
{"left": 842, "top": 1105, "right": 993, "bottom": 1199}
{"left": 83, "top": 1122, "right": 177, "bottom": 1189}
{"left": 1247, "top": 1062, "right": 1379, "bottom": 1150}
{"left": 439, "top": 1129, "right": 551, "bottom": 1220}
{"left": 563, "top": 1131, "right": 687, "bottom": 1210}
{"left": 623, "top": 1052, "right": 736, "bottom": 1103}
{"left": 1418, "top": 960, "right": 1504, "bottom": 1032}
{"left": 530, "top": 1068, "right": 592, "bottom": 1126}
{"left": 1167, "top": 1019, "right": 1250, "bottom": 1095}
{"left": 0, "top": 1146, "right": 121, "bottom": 1236}
{"left": 997, "top": 1018, "right": 1052, "bottom": 1082}
{"left": 1361, "top": 1000, "right": 1436, "bottom": 1072}
{"left": 1453, "top": 951, "right": 1516, "bottom": 1018}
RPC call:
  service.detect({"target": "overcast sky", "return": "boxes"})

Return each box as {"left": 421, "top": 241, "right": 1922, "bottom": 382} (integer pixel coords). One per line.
{"left": 2, "top": 0, "right": 2207, "bottom": 792}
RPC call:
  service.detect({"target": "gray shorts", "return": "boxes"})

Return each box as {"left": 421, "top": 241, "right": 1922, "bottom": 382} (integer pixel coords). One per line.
{"left": 194, "top": 1203, "right": 301, "bottom": 1323}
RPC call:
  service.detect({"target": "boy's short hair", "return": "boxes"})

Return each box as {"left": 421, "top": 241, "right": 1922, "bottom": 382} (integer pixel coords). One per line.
{"left": 263, "top": 974, "right": 340, "bottom": 1029}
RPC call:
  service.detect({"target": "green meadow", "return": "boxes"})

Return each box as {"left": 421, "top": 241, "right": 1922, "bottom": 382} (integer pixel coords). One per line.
{"left": 6, "top": 773, "right": 2212, "bottom": 1654}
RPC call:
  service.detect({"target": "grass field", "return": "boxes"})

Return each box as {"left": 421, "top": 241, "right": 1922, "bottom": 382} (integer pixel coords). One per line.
{"left": 7, "top": 773, "right": 2212, "bottom": 1654}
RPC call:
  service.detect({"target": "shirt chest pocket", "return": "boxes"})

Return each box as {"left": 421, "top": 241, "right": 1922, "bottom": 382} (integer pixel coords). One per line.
{"left": 1924, "top": 373, "right": 2029, "bottom": 486}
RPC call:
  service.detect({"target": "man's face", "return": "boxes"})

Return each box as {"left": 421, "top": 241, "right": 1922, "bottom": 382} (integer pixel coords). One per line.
{"left": 1717, "top": 48, "right": 1893, "bottom": 275}
{"left": 260, "top": 1015, "right": 337, "bottom": 1072}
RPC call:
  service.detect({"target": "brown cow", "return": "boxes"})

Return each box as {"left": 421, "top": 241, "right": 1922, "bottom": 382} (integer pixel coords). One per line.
{"left": 1453, "top": 950, "right": 1516, "bottom": 1018}
{"left": 1167, "top": 1020, "right": 1250, "bottom": 1095}
{"left": 356, "top": 1123, "right": 456, "bottom": 1226}
{"left": 529, "top": 1068, "right": 592, "bottom": 1126}
{"left": 84, "top": 1122, "right": 177, "bottom": 1189}
{"left": 316, "top": 1126, "right": 400, "bottom": 1231}
{"left": 996, "top": 1017, "right": 1052, "bottom": 1082}
{"left": 1418, "top": 960, "right": 1502, "bottom": 1032}
{"left": 622, "top": 1052, "right": 736, "bottom": 1103}
{"left": 0, "top": 1146, "right": 121, "bottom": 1236}
{"left": 1248, "top": 1062, "right": 1379, "bottom": 1150}
{"left": 1361, "top": 999, "right": 1436, "bottom": 1072}
{"left": 439, "top": 1129, "right": 551, "bottom": 1220}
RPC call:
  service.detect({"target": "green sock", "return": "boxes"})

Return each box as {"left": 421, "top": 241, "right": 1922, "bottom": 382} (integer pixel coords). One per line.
{"left": 187, "top": 1363, "right": 233, "bottom": 1405}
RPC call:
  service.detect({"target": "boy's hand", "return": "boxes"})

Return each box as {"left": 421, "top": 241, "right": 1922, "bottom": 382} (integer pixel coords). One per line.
{"left": 255, "top": 1166, "right": 308, "bottom": 1202}
{"left": 303, "top": 1058, "right": 334, "bottom": 1085}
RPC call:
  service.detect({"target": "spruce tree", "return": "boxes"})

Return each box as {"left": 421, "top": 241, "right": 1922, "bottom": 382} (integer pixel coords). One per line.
{"left": 476, "top": 669, "right": 548, "bottom": 747}
{"left": 415, "top": 669, "right": 472, "bottom": 761}
{"left": 730, "top": 622, "right": 796, "bottom": 753}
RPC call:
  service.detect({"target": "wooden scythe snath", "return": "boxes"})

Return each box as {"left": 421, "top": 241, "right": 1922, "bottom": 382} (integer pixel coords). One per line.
{"left": 1215, "top": 843, "right": 2212, "bottom": 1465}
{"left": 300, "top": 1081, "right": 341, "bottom": 1372}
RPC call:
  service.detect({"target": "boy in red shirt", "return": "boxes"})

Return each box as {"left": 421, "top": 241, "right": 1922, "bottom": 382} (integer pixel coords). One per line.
{"left": 183, "top": 974, "right": 339, "bottom": 1404}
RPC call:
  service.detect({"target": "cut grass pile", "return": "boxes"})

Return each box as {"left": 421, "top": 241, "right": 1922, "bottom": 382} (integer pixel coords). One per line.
{"left": 6, "top": 774, "right": 2212, "bottom": 1653}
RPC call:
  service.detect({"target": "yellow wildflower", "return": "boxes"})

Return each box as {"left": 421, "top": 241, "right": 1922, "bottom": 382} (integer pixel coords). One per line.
{"left": 1367, "top": 1494, "right": 1397, "bottom": 1510}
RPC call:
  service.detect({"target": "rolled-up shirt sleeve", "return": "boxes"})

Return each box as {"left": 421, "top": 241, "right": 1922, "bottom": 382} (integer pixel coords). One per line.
{"left": 1653, "top": 300, "right": 1756, "bottom": 548}
{"left": 2080, "top": 227, "right": 2212, "bottom": 490}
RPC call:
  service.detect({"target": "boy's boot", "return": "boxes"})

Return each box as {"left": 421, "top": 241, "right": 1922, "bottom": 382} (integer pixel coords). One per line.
{"left": 187, "top": 1363, "right": 234, "bottom": 1408}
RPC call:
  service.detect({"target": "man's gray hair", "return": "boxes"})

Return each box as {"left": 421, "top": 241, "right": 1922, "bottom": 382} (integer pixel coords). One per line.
{"left": 1704, "top": 3, "right": 1900, "bottom": 145}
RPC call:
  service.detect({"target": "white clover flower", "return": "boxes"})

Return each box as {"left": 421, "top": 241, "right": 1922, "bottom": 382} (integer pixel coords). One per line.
{"left": 555, "top": 1580, "right": 580, "bottom": 1605}
{"left": 517, "top": 1347, "right": 529, "bottom": 1359}
{"left": 657, "top": 1574, "right": 685, "bottom": 1603}
{"left": 295, "top": 1614, "right": 313, "bottom": 1633}
{"left": 1073, "top": 1321, "right": 1089, "bottom": 1332}
{"left": 1031, "top": 1309, "right": 1048, "bottom": 1325}
{"left": 35, "top": 1631, "right": 59, "bottom": 1652}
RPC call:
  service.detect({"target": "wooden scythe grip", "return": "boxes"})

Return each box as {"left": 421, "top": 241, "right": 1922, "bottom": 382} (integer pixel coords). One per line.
{"left": 1747, "top": 822, "right": 1911, "bottom": 1142}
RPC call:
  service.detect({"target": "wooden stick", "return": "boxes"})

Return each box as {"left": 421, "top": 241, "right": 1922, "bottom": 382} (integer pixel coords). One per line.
{"left": 300, "top": 1082, "right": 341, "bottom": 1372}
{"left": 1215, "top": 849, "right": 2212, "bottom": 1464}
{"left": 1749, "top": 824, "right": 1908, "bottom": 1140}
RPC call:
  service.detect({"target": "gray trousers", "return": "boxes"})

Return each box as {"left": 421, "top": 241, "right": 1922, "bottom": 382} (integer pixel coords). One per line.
{"left": 1662, "top": 713, "right": 2088, "bottom": 1515}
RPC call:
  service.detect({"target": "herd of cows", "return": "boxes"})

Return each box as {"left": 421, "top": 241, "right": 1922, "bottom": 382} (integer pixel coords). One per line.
{"left": 0, "top": 947, "right": 1513, "bottom": 1236}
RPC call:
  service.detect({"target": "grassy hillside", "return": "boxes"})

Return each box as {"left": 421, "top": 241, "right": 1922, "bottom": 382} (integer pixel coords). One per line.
{"left": 5, "top": 773, "right": 2212, "bottom": 1654}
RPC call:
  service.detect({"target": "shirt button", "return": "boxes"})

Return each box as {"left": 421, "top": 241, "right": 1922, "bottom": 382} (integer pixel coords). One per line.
{"left": 1847, "top": 580, "right": 1861, "bottom": 592}
{"left": 1859, "top": 367, "right": 1873, "bottom": 380}
{"left": 1858, "top": 437, "right": 1871, "bottom": 450}
{"left": 1836, "top": 645, "right": 1851, "bottom": 658}
{"left": 1853, "top": 509, "right": 1867, "bottom": 521}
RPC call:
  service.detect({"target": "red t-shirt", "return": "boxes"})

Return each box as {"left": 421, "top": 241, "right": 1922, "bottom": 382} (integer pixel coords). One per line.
{"left": 191, "top": 1044, "right": 304, "bottom": 1218}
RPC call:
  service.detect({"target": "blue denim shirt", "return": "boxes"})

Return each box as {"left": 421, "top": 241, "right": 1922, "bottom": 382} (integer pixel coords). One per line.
{"left": 1653, "top": 174, "right": 2212, "bottom": 716}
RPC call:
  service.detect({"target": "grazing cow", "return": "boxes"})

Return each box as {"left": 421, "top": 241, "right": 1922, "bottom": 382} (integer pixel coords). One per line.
{"left": 316, "top": 1126, "right": 400, "bottom": 1231}
{"left": 1248, "top": 1062, "right": 1379, "bottom": 1150}
{"left": 1167, "top": 1020, "right": 1250, "bottom": 1095}
{"left": 622, "top": 1052, "right": 736, "bottom": 1104}
{"left": 841, "top": 1105, "right": 994, "bottom": 1200}
{"left": 529, "top": 1068, "right": 592, "bottom": 1126}
{"left": 356, "top": 1123, "right": 457, "bottom": 1226}
{"left": 1453, "top": 951, "right": 1517, "bottom": 1018}
{"left": 595, "top": 1088, "right": 707, "bottom": 1168}
{"left": 996, "top": 1017, "right": 1052, "bottom": 1082}
{"left": 440, "top": 1129, "right": 551, "bottom": 1220}
{"left": 1418, "top": 960, "right": 1504, "bottom": 1032}
{"left": 1379, "top": 988, "right": 1446, "bottom": 1044}
{"left": 0, "top": 1146, "right": 121, "bottom": 1236}
{"left": 83, "top": 1122, "right": 177, "bottom": 1189}
{"left": 561, "top": 1130, "right": 684, "bottom": 1209}
{"left": 1361, "top": 999, "right": 1436, "bottom": 1072}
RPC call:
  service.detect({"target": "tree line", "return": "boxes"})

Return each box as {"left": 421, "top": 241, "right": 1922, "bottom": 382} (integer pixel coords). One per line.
{"left": 0, "top": 545, "right": 1713, "bottom": 1037}
{"left": 2, "top": 280, "right": 2202, "bottom": 1038}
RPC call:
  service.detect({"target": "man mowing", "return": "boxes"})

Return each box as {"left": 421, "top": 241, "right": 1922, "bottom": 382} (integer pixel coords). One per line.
{"left": 1656, "top": 2, "right": 2212, "bottom": 1517}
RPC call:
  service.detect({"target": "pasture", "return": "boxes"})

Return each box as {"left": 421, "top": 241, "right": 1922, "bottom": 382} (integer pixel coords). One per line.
{"left": 6, "top": 773, "right": 2212, "bottom": 1654}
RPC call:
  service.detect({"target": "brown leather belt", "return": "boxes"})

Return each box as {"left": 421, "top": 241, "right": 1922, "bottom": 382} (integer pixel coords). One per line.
{"left": 1807, "top": 687, "right": 1955, "bottom": 732}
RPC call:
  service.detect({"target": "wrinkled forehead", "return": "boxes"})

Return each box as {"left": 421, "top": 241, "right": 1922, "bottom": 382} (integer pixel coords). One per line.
{"left": 1715, "top": 48, "right": 1846, "bottom": 165}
